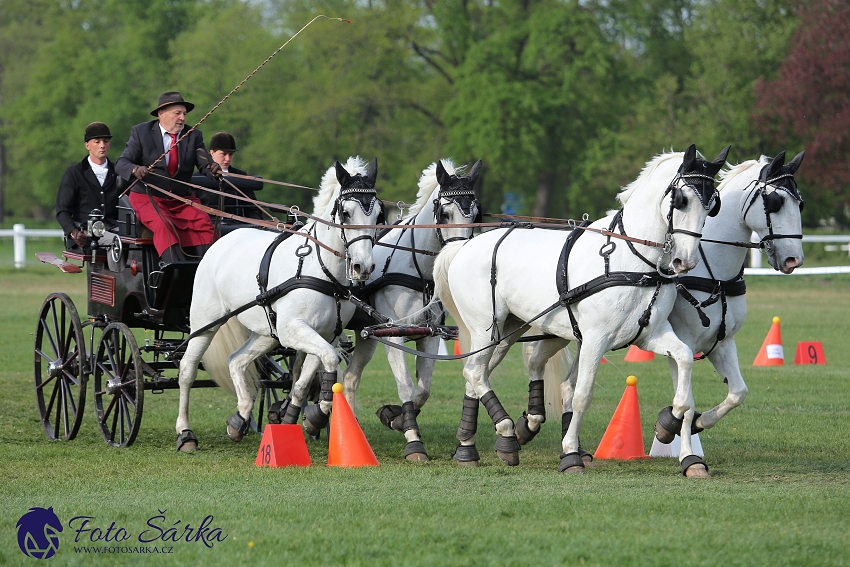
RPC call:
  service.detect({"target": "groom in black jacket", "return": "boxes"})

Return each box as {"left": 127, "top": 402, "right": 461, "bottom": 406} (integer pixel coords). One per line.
{"left": 115, "top": 91, "right": 222, "bottom": 262}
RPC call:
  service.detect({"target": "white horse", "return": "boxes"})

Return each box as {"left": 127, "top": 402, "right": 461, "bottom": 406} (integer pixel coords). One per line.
{"left": 175, "top": 156, "right": 382, "bottom": 451}
{"left": 535, "top": 150, "right": 806, "bottom": 475}
{"left": 434, "top": 145, "right": 729, "bottom": 476}
{"left": 341, "top": 159, "right": 481, "bottom": 461}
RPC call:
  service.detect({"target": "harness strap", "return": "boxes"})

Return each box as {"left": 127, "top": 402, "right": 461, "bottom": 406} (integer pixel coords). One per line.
{"left": 489, "top": 224, "right": 527, "bottom": 342}
{"left": 359, "top": 273, "right": 433, "bottom": 297}
{"left": 557, "top": 220, "right": 591, "bottom": 341}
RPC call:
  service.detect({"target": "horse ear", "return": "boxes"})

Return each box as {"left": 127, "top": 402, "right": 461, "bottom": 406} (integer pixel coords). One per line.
{"left": 467, "top": 159, "right": 483, "bottom": 185}
{"left": 712, "top": 145, "right": 732, "bottom": 166}
{"left": 436, "top": 160, "right": 452, "bottom": 187}
{"left": 335, "top": 160, "right": 351, "bottom": 187}
{"left": 769, "top": 151, "right": 787, "bottom": 176}
{"left": 682, "top": 144, "right": 697, "bottom": 171}
{"left": 786, "top": 150, "right": 805, "bottom": 174}
{"left": 365, "top": 157, "right": 378, "bottom": 187}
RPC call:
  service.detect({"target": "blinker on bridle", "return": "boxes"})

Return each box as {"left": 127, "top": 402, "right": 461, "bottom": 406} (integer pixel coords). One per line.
{"left": 433, "top": 175, "right": 480, "bottom": 246}
{"left": 742, "top": 165, "right": 804, "bottom": 250}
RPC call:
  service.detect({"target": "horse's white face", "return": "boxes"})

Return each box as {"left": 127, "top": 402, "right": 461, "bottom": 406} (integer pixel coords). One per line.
{"left": 338, "top": 197, "right": 379, "bottom": 281}
{"left": 436, "top": 197, "right": 477, "bottom": 243}
{"left": 666, "top": 179, "right": 712, "bottom": 274}
{"left": 745, "top": 188, "right": 805, "bottom": 274}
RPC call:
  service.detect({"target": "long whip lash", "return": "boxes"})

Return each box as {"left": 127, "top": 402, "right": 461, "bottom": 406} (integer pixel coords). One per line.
{"left": 121, "top": 15, "right": 349, "bottom": 197}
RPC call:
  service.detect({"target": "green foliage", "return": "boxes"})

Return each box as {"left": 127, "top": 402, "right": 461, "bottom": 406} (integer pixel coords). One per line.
{"left": 2, "top": 0, "right": 840, "bottom": 226}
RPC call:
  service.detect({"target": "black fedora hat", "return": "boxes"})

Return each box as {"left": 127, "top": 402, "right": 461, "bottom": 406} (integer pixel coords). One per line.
{"left": 210, "top": 132, "right": 238, "bottom": 152}
{"left": 150, "top": 91, "right": 195, "bottom": 117}
{"left": 84, "top": 122, "right": 112, "bottom": 142}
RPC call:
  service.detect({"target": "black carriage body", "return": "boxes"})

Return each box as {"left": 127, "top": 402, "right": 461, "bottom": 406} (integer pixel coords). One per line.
{"left": 36, "top": 196, "right": 296, "bottom": 447}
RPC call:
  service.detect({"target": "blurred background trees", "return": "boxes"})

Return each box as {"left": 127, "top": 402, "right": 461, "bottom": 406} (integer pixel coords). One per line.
{"left": 0, "top": 0, "right": 845, "bottom": 227}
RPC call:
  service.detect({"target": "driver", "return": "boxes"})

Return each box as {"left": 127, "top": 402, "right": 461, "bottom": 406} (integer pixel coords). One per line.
{"left": 55, "top": 122, "right": 121, "bottom": 255}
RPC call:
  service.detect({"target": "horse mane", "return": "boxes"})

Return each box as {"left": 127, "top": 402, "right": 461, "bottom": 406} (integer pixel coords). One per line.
{"left": 407, "top": 159, "right": 463, "bottom": 217}
{"left": 717, "top": 156, "right": 767, "bottom": 191}
{"left": 313, "top": 156, "right": 369, "bottom": 217}
{"left": 615, "top": 150, "right": 688, "bottom": 208}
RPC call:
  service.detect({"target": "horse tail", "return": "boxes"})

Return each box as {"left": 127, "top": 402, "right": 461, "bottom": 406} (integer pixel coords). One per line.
{"left": 521, "top": 335, "right": 573, "bottom": 421}
{"left": 201, "top": 318, "right": 261, "bottom": 398}
{"left": 434, "top": 241, "right": 470, "bottom": 352}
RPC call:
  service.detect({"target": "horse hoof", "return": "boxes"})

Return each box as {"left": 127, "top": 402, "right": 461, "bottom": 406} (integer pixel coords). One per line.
{"left": 496, "top": 451, "right": 519, "bottom": 466}
{"left": 303, "top": 404, "right": 329, "bottom": 437}
{"left": 452, "top": 444, "right": 479, "bottom": 465}
{"left": 562, "top": 466, "right": 586, "bottom": 474}
{"left": 654, "top": 421, "right": 676, "bottom": 444}
{"left": 377, "top": 405, "right": 404, "bottom": 432}
{"left": 515, "top": 413, "right": 539, "bottom": 446}
{"left": 681, "top": 454, "right": 710, "bottom": 478}
{"left": 685, "top": 464, "right": 710, "bottom": 478}
{"left": 655, "top": 406, "right": 682, "bottom": 444}
{"left": 176, "top": 429, "right": 198, "bottom": 452}
{"left": 404, "top": 440, "right": 429, "bottom": 462}
{"left": 226, "top": 424, "right": 244, "bottom": 443}
{"left": 226, "top": 412, "right": 250, "bottom": 443}
{"left": 559, "top": 452, "right": 586, "bottom": 473}
{"left": 581, "top": 454, "right": 594, "bottom": 467}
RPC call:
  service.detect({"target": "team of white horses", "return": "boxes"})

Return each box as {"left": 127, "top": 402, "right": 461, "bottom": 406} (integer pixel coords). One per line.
{"left": 176, "top": 146, "right": 805, "bottom": 477}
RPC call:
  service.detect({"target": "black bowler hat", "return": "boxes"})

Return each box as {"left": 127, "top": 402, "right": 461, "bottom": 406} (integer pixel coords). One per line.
{"left": 210, "top": 132, "right": 238, "bottom": 152}
{"left": 150, "top": 91, "right": 195, "bottom": 116}
{"left": 84, "top": 122, "right": 112, "bottom": 142}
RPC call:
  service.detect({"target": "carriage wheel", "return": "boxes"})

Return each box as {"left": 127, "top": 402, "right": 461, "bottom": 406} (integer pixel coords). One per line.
{"left": 34, "top": 293, "right": 87, "bottom": 441}
{"left": 93, "top": 322, "right": 144, "bottom": 447}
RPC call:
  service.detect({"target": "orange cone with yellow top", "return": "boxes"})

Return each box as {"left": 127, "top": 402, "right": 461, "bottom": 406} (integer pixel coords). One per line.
{"left": 328, "top": 383, "right": 379, "bottom": 467}
{"left": 594, "top": 376, "right": 649, "bottom": 460}
{"left": 753, "top": 316, "right": 784, "bottom": 366}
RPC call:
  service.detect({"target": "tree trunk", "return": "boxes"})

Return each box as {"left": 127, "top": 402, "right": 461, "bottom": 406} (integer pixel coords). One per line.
{"left": 532, "top": 169, "right": 555, "bottom": 218}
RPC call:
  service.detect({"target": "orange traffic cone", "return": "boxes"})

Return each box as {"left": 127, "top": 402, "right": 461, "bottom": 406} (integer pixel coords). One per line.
{"left": 454, "top": 340, "right": 461, "bottom": 355}
{"left": 753, "top": 316, "right": 784, "bottom": 366}
{"left": 255, "top": 424, "right": 311, "bottom": 467}
{"left": 594, "top": 376, "right": 649, "bottom": 460}
{"left": 624, "top": 345, "right": 655, "bottom": 362}
{"left": 328, "top": 383, "right": 379, "bottom": 467}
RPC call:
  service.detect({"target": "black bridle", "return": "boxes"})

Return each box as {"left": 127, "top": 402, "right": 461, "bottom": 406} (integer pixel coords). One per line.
{"left": 741, "top": 168, "right": 804, "bottom": 252}
{"left": 433, "top": 188, "right": 480, "bottom": 246}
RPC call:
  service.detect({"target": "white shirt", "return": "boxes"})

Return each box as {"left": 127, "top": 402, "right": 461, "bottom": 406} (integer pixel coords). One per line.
{"left": 159, "top": 124, "right": 182, "bottom": 169}
{"left": 88, "top": 157, "right": 109, "bottom": 186}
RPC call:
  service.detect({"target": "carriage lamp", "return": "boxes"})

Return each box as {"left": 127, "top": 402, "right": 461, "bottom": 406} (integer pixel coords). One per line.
{"left": 87, "top": 209, "right": 106, "bottom": 238}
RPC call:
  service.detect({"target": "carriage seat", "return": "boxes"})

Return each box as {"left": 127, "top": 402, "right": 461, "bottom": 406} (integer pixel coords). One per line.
{"left": 116, "top": 195, "right": 154, "bottom": 240}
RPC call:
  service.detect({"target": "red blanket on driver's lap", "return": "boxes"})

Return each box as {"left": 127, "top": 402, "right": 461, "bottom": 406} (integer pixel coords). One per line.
{"left": 129, "top": 191, "right": 214, "bottom": 254}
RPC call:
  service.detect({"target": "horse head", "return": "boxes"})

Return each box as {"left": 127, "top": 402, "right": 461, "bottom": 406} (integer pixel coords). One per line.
{"left": 317, "top": 157, "right": 383, "bottom": 281}
{"left": 432, "top": 159, "right": 482, "bottom": 245}
{"left": 664, "top": 144, "right": 730, "bottom": 273}
{"left": 745, "top": 150, "right": 806, "bottom": 273}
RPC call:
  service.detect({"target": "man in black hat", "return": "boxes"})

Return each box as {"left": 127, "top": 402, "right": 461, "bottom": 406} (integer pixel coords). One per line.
{"left": 56, "top": 122, "right": 121, "bottom": 253}
{"left": 195, "top": 131, "right": 263, "bottom": 222}
{"left": 115, "top": 91, "right": 222, "bottom": 262}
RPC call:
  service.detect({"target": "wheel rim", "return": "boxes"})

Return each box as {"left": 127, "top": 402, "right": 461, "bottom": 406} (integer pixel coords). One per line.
{"left": 93, "top": 323, "right": 144, "bottom": 447}
{"left": 34, "top": 293, "right": 86, "bottom": 441}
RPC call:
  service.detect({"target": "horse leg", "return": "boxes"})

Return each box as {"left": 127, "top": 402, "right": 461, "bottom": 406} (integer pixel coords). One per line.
{"left": 700, "top": 338, "right": 748, "bottom": 429}
{"left": 453, "top": 381, "right": 481, "bottom": 467}
{"left": 176, "top": 330, "right": 216, "bottom": 452}
{"left": 226, "top": 333, "right": 278, "bottom": 442}
{"left": 374, "top": 336, "right": 430, "bottom": 461}
{"left": 470, "top": 351, "right": 522, "bottom": 467}
{"left": 643, "top": 324, "right": 707, "bottom": 478}
{"left": 281, "top": 325, "right": 340, "bottom": 437}
{"left": 551, "top": 342, "right": 595, "bottom": 467}
{"left": 277, "top": 354, "right": 322, "bottom": 427}
{"left": 560, "top": 338, "right": 605, "bottom": 473}
{"left": 516, "top": 337, "right": 568, "bottom": 445}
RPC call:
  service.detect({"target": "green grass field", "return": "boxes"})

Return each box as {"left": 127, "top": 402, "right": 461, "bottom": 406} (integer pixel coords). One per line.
{"left": 0, "top": 267, "right": 848, "bottom": 566}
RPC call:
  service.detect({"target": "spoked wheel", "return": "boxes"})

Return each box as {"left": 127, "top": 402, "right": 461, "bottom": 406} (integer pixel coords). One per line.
{"left": 34, "top": 292, "right": 87, "bottom": 440}
{"left": 93, "top": 322, "right": 144, "bottom": 447}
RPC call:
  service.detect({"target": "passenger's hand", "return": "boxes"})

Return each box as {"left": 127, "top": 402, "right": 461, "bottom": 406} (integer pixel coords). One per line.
{"left": 71, "top": 229, "right": 88, "bottom": 247}
{"left": 132, "top": 165, "right": 149, "bottom": 180}
{"left": 208, "top": 162, "right": 223, "bottom": 179}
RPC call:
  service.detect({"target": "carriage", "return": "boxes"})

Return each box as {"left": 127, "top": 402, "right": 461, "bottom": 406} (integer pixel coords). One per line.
{"left": 33, "top": 198, "right": 301, "bottom": 447}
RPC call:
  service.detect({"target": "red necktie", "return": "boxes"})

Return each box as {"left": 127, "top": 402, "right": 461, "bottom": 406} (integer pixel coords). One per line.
{"left": 167, "top": 133, "right": 178, "bottom": 176}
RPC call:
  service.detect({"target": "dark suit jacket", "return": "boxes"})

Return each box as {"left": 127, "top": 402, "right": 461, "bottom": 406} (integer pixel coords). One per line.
{"left": 56, "top": 157, "right": 119, "bottom": 236}
{"left": 115, "top": 120, "right": 216, "bottom": 198}
{"left": 192, "top": 166, "right": 264, "bottom": 220}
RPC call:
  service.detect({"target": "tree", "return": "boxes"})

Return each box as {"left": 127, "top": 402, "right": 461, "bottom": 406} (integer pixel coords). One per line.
{"left": 755, "top": 0, "right": 850, "bottom": 226}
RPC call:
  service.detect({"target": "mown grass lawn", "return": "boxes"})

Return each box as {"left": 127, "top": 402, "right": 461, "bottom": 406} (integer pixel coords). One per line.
{"left": 0, "top": 268, "right": 848, "bottom": 566}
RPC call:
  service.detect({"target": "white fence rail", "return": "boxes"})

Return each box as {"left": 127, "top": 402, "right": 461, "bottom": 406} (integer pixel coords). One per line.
{"left": 2, "top": 224, "right": 850, "bottom": 273}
